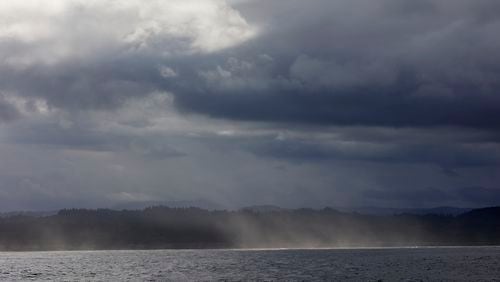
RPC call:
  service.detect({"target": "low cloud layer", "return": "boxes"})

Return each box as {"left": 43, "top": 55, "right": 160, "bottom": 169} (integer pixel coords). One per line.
{"left": 0, "top": 0, "right": 499, "bottom": 211}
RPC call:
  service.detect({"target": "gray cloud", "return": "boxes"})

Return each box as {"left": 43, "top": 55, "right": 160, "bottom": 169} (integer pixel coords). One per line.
{"left": 196, "top": 124, "right": 500, "bottom": 167}
{"left": 200, "top": 0, "right": 493, "bottom": 129}
{"left": 455, "top": 186, "right": 500, "bottom": 206}
{"left": 168, "top": 0, "right": 500, "bottom": 129}
{"left": 0, "top": 0, "right": 499, "bottom": 210}
{"left": 5, "top": 120, "right": 185, "bottom": 160}
{"left": 362, "top": 185, "right": 500, "bottom": 208}
{"left": 0, "top": 0, "right": 254, "bottom": 111}
{"left": 2, "top": 0, "right": 500, "bottom": 129}
{"left": 244, "top": 137, "right": 500, "bottom": 168}
{"left": 0, "top": 95, "right": 20, "bottom": 122}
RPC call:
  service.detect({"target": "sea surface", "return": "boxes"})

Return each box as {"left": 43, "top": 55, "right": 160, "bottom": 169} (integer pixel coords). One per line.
{"left": 0, "top": 247, "right": 499, "bottom": 281}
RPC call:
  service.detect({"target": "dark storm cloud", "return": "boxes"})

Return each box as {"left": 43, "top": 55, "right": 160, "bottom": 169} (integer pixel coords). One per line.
{"left": 172, "top": 75, "right": 500, "bottom": 128}
{"left": 167, "top": 0, "right": 500, "bottom": 129}
{"left": 206, "top": 133, "right": 500, "bottom": 168}
{"left": 1, "top": 0, "right": 499, "bottom": 130}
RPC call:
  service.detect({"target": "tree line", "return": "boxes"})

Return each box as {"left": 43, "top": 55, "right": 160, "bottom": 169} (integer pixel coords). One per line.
{"left": 0, "top": 206, "right": 498, "bottom": 251}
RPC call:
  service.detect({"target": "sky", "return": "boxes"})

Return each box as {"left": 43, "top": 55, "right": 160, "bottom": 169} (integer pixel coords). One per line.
{"left": 0, "top": 0, "right": 499, "bottom": 211}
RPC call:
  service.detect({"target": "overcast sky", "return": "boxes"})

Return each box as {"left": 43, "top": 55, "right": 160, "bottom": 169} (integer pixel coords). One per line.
{"left": 0, "top": 0, "right": 499, "bottom": 211}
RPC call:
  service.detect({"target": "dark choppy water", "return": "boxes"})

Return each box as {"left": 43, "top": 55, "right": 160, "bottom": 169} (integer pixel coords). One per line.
{"left": 0, "top": 247, "right": 499, "bottom": 281}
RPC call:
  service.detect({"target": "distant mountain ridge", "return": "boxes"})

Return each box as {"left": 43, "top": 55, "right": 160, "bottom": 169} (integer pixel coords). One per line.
{"left": 240, "top": 205, "right": 286, "bottom": 213}
{"left": 0, "top": 205, "right": 472, "bottom": 218}
{"left": 240, "top": 205, "right": 471, "bottom": 216}
{"left": 111, "top": 199, "right": 225, "bottom": 211}
{"left": 0, "top": 211, "right": 57, "bottom": 218}
{"left": 337, "top": 206, "right": 472, "bottom": 216}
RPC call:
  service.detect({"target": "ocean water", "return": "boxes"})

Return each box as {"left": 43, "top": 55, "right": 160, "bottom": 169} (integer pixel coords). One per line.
{"left": 0, "top": 247, "right": 499, "bottom": 281}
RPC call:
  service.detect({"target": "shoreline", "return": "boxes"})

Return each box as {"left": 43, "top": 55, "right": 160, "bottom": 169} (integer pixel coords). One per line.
{"left": 1, "top": 245, "right": 500, "bottom": 253}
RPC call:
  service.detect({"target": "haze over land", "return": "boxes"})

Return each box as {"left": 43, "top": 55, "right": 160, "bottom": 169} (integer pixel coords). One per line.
{"left": 1, "top": 206, "right": 499, "bottom": 251}
{"left": 0, "top": 0, "right": 499, "bottom": 211}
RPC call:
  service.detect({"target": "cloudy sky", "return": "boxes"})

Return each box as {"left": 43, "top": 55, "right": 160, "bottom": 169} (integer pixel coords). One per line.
{"left": 0, "top": 0, "right": 499, "bottom": 211}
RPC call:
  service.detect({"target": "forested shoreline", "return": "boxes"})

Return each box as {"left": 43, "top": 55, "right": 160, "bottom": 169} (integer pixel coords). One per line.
{"left": 0, "top": 206, "right": 499, "bottom": 251}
